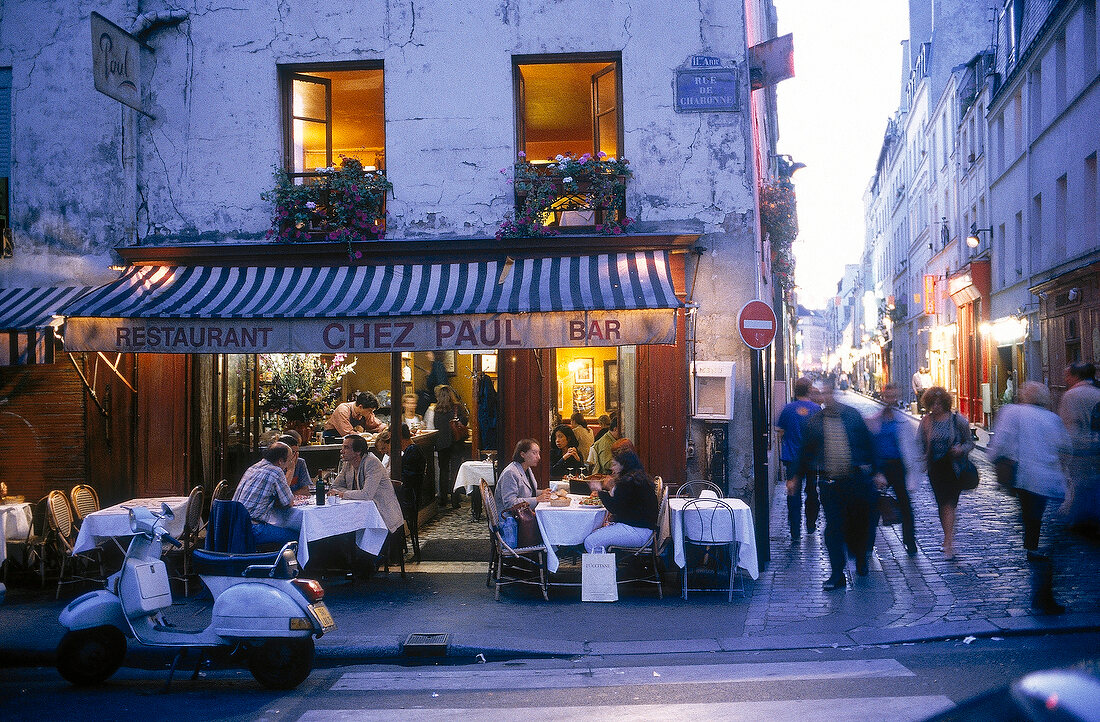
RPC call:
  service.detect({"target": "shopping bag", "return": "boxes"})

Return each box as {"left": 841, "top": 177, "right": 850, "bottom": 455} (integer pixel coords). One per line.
{"left": 878, "top": 492, "right": 901, "bottom": 526}
{"left": 581, "top": 549, "right": 619, "bottom": 602}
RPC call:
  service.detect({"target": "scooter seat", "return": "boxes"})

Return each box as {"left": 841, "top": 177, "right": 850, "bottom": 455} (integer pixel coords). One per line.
{"left": 192, "top": 547, "right": 300, "bottom": 579}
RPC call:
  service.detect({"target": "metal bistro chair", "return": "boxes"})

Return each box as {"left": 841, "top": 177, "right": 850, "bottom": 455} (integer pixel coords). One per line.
{"left": 46, "top": 490, "right": 105, "bottom": 599}
{"left": 681, "top": 496, "right": 743, "bottom": 601}
{"left": 166, "top": 485, "right": 205, "bottom": 596}
{"left": 3, "top": 498, "right": 49, "bottom": 586}
{"left": 481, "top": 480, "right": 548, "bottom": 601}
{"left": 609, "top": 486, "right": 670, "bottom": 599}
{"left": 674, "top": 480, "right": 723, "bottom": 498}
{"left": 69, "top": 484, "right": 101, "bottom": 528}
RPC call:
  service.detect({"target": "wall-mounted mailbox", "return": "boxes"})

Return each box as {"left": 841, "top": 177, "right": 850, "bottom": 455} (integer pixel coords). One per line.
{"left": 692, "top": 361, "right": 736, "bottom": 420}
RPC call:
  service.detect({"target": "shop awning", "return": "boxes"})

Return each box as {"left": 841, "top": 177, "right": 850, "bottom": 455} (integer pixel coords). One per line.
{"left": 60, "top": 252, "right": 682, "bottom": 353}
{"left": 0, "top": 286, "right": 96, "bottom": 331}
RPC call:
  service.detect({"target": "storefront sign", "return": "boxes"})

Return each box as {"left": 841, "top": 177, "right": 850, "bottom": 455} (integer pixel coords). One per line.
{"left": 675, "top": 55, "right": 740, "bottom": 113}
{"left": 947, "top": 272, "right": 972, "bottom": 297}
{"left": 63, "top": 310, "right": 677, "bottom": 354}
{"left": 923, "top": 275, "right": 936, "bottom": 315}
{"left": 91, "top": 12, "right": 148, "bottom": 115}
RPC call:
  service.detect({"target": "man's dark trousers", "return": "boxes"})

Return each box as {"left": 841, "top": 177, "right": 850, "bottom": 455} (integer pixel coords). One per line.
{"left": 785, "top": 461, "right": 820, "bottom": 536}
{"left": 819, "top": 474, "right": 875, "bottom": 578}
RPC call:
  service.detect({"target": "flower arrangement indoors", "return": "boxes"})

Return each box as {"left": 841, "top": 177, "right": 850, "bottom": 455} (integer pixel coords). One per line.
{"left": 258, "top": 353, "right": 358, "bottom": 436}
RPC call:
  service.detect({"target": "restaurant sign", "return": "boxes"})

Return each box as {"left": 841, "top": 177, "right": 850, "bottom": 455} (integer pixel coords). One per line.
{"left": 91, "top": 12, "right": 150, "bottom": 116}
{"left": 63, "top": 310, "right": 677, "bottom": 354}
{"left": 675, "top": 55, "right": 740, "bottom": 113}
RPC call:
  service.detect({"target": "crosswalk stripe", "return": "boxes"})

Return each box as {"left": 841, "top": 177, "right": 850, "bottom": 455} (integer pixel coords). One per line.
{"left": 299, "top": 696, "right": 955, "bottom": 721}
{"left": 332, "top": 659, "right": 915, "bottom": 691}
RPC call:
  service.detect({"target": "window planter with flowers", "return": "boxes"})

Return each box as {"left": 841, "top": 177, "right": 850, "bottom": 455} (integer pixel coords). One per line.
{"left": 760, "top": 181, "right": 798, "bottom": 292}
{"left": 261, "top": 157, "right": 392, "bottom": 259}
{"left": 498, "top": 152, "right": 634, "bottom": 239}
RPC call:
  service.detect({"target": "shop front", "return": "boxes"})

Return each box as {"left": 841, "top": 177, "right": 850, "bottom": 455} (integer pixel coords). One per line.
{"left": 59, "top": 237, "right": 696, "bottom": 509}
{"left": 1032, "top": 259, "right": 1100, "bottom": 398}
{"left": 947, "top": 260, "right": 991, "bottom": 426}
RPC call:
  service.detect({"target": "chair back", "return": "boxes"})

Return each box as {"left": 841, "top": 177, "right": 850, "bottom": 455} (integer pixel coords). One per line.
{"left": 69, "top": 485, "right": 100, "bottom": 521}
{"left": 30, "top": 495, "right": 51, "bottom": 542}
{"left": 183, "top": 486, "right": 205, "bottom": 538}
{"left": 46, "top": 490, "right": 77, "bottom": 550}
{"left": 656, "top": 486, "right": 671, "bottom": 548}
{"left": 481, "top": 480, "right": 500, "bottom": 534}
{"left": 675, "top": 480, "right": 723, "bottom": 498}
{"left": 682, "top": 497, "right": 737, "bottom": 544}
{"left": 212, "top": 479, "right": 230, "bottom": 501}
{"left": 653, "top": 475, "right": 664, "bottom": 501}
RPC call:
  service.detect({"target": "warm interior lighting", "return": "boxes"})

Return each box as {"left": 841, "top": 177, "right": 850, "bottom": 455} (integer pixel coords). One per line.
{"left": 966, "top": 234, "right": 980, "bottom": 248}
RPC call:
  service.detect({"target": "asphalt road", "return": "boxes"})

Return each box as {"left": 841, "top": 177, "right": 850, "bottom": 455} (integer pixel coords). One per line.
{"left": 2, "top": 632, "right": 1097, "bottom": 721}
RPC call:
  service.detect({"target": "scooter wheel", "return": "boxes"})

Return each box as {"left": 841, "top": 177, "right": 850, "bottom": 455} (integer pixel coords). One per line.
{"left": 246, "top": 637, "right": 314, "bottom": 690}
{"left": 56, "top": 626, "right": 127, "bottom": 686}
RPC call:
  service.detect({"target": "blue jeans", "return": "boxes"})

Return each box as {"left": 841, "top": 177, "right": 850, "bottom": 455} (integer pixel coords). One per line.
{"left": 252, "top": 521, "right": 299, "bottom": 547}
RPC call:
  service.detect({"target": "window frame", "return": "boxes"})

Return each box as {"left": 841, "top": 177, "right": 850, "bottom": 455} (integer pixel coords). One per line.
{"left": 278, "top": 60, "right": 385, "bottom": 179}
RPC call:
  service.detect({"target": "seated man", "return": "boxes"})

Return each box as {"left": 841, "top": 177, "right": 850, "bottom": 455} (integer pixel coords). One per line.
{"left": 233, "top": 442, "right": 299, "bottom": 547}
{"left": 322, "top": 391, "right": 387, "bottom": 443}
{"left": 331, "top": 435, "right": 405, "bottom": 534}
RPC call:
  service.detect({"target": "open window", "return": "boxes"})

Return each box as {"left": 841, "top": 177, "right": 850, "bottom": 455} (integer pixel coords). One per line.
{"left": 280, "top": 63, "right": 385, "bottom": 179}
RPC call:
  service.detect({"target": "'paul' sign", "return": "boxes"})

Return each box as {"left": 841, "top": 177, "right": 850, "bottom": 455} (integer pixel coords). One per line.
{"left": 91, "top": 12, "right": 148, "bottom": 115}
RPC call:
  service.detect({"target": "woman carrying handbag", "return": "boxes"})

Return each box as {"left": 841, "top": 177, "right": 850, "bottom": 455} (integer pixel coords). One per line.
{"left": 426, "top": 384, "right": 470, "bottom": 508}
{"left": 918, "top": 386, "right": 974, "bottom": 560}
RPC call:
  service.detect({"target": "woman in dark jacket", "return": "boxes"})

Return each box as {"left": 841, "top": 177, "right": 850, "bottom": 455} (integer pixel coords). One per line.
{"left": 428, "top": 384, "right": 469, "bottom": 508}
{"left": 549, "top": 424, "right": 587, "bottom": 479}
{"left": 583, "top": 448, "right": 658, "bottom": 552}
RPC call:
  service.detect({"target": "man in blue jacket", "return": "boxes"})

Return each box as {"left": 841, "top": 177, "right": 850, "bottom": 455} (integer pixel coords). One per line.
{"left": 797, "top": 378, "right": 880, "bottom": 590}
{"left": 776, "top": 377, "right": 821, "bottom": 540}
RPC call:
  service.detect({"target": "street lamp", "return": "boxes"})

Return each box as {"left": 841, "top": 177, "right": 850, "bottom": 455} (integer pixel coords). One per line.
{"left": 966, "top": 222, "right": 992, "bottom": 248}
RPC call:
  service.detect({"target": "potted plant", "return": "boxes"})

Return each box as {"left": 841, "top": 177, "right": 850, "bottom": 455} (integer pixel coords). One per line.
{"left": 258, "top": 354, "right": 358, "bottom": 438}
{"left": 498, "top": 151, "right": 634, "bottom": 239}
{"left": 262, "top": 157, "right": 393, "bottom": 258}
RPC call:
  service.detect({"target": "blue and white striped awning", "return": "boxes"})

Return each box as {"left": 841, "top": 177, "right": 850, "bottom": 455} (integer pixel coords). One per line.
{"left": 60, "top": 252, "right": 681, "bottom": 353}
{"left": 0, "top": 286, "right": 96, "bottom": 331}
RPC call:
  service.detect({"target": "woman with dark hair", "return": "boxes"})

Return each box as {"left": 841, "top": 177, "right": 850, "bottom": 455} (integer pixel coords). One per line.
{"left": 583, "top": 446, "right": 658, "bottom": 552}
{"left": 918, "top": 386, "right": 974, "bottom": 560}
{"left": 550, "top": 424, "right": 587, "bottom": 479}
{"left": 495, "top": 439, "right": 551, "bottom": 511}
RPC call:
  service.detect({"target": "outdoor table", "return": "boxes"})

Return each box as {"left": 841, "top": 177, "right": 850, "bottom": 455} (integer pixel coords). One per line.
{"left": 453, "top": 460, "right": 495, "bottom": 494}
{"left": 1, "top": 502, "right": 32, "bottom": 566}
{"left": 73, "top": 497, "right": 189, "bottom": 554}
{"left": 271, "top": 497, "right": 388, "bottom": 569}
{"left": 668, "top": 496, "right": 758, "bottom": 579}
{"left": 535, "top": 494, "right": 607, "bottom": 573}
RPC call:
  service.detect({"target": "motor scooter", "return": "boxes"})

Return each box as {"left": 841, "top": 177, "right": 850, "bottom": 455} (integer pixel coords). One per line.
{"left": 57, "top": 503, "right": 335, "bottom": 689}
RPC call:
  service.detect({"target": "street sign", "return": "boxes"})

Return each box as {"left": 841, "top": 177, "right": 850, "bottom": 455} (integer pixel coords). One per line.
{"left": 737, "top": 300, "right": 776, "bottom": 350}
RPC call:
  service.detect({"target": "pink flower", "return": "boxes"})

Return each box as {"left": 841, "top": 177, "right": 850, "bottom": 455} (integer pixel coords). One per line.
{"left": 518, "top": 151, "right": 526, "bottom": 158}
{"left": 597, "top": 151, "right": 607, "bottom": 158}
{"left": 354, "top": 250, "right": 363, "bottom": 259}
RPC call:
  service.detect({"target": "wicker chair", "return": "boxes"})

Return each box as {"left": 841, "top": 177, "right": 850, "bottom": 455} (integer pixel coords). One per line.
{"left": 211, "top": 479, "right": 231, "bottom": 502}
{"left": 47, "top": 490, "right": 105, "bottom": 599}
{"left": 69, "top": 484, "right": 100, "bottom": 528}
{"left": 481, "top": 480, "right": 548, "bottom": 601}
{"left": 674, "top": 480, "right": 723, "bottom": 498}
{"left": 165, "top": 485, "right": 205, "bottom": 596}
{"left": 608, "top": 486, "right": 669, "bottom": 599}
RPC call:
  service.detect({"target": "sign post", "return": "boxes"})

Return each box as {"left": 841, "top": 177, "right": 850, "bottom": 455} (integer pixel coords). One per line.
{"left": 738, "top": 300, "right": 777, "bottom": 571}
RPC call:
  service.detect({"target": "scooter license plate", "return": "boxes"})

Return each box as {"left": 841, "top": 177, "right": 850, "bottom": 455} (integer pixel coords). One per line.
{"left": 310, "top": 602, "right": 336, "bottom": 631}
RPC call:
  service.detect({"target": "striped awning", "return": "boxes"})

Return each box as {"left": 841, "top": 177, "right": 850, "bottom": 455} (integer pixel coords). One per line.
{"left": 60, "top": 252, "right": 681, "bottom": 353}
{"left": 0, "top": 286, "right": 96, "bottom": 331}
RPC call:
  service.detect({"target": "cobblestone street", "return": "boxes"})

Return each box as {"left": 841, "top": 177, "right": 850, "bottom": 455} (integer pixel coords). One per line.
{"left": 745, "top": 391, "right": 1100, "bottom": 638}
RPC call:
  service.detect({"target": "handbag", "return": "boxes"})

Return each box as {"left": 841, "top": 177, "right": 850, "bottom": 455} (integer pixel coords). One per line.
{"left": 581, "top": 549, "right": 619, "bottom": 602}
{"left": 951, "top": 413, "right": 980, "bottom": 491}
{"left": 507, "top": 501, "right": 541, "bottom": 548}
{"left": 993, "top": 456, "right": 1018, "bottom": 490}
{"left": 450, "top": 406, "right": 469, "bottom": 442}
{"left": 878, "top": 492, "right": 901, "bottom": 526}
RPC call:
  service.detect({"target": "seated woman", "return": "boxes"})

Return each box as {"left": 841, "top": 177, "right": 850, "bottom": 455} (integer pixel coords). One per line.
{"left": 277, "top": 433, "right": 311, "bottom": 495}
{"left": 549, "top": 424, "right": 587, "bottom": 480}
{"left": 496, "top": 438, "right": 552, "bottom": 512}
{"left": 583, "top": 447, "right": 658, "bottom": 553}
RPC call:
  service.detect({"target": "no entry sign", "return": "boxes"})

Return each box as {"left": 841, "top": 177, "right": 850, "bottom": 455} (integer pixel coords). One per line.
{"left": 737, "top": 300, "right": 777, "bottom": 349}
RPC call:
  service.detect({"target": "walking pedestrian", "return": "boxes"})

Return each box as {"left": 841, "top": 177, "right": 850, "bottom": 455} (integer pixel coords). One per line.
{"left": 989, "top": 382, "right": 1070, "bottom": 614}
{"left": 797, "top": 378, "right": 879, "bottom": 590}
{"left": 1058, "top": 361, "right": 1100, "bottom": 537}
{"left": 775, "top": 377, "right": 821, "bottom": 540}
{"left": 917, "top": 386, "right": 973, "bottom": 560}
{"left": 866, "top": 383, "right": 920, "bottom": 556}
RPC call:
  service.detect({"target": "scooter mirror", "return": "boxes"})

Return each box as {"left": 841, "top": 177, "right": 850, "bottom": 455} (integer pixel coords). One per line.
{"left": 160, "top": 502, "right": 174, "bottom": 520}
{"left": 128, "top": 507, "right": 138, "bottom": 534}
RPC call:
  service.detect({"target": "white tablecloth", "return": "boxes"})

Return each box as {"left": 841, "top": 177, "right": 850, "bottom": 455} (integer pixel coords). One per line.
{"left": 535, "top": 495, "right": 608, "bottom": 573}
{"left": 73, "top": 497, "right": 189, "bottom": 554}
{"left": 273, "top": 498, "right": 388, "bottom": 568}
{"left": 668, "top": 496, "right": 758, "bottom": 579}
{"left": 1, "top": 503, "right": 32, "bottom": 565}
{"left": 454, "top": 461, "right": 496, "bottom": 494}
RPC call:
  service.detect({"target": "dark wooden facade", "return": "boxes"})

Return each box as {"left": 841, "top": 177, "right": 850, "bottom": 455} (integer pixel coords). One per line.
{"left": 1035, "top": 259, "right": 1100, "bottom": 399}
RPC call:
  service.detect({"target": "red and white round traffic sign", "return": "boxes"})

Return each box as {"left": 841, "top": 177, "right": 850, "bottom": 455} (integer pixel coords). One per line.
{"left": 737, "top": 300, "right": 777, "bottom": 349}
